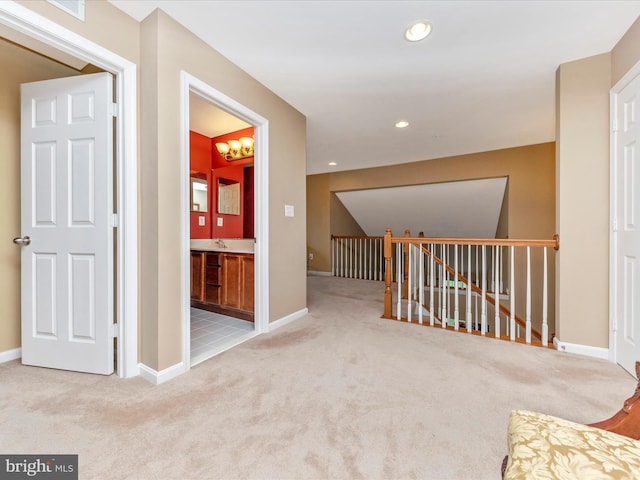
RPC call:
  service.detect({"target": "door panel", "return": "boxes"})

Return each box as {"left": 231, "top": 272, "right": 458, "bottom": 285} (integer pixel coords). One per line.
{"left": 20, "top": 72, "right": 114, "bottom": 375}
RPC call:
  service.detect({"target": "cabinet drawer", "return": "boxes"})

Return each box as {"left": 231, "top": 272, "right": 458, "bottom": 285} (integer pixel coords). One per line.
{"left": 205, "top": 285, "right": 220, "bottom": 304}
{"left": 206, "top": 266, "right": 220, "bottom": 285}
{"left": 206, "top": 253, "right": 220, "bottom": 266}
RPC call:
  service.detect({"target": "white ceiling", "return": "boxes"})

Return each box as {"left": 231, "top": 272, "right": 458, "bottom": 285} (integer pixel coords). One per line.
{"left": 110, "top": 0, "right": 640, "bottom": 175}
{"left": 336, "top": 178, "right": 507, "bottom": 238}
{"left": 108, "top": 0, "right": 640, "bottom": 238}
{"left": 189, "top": 93, "right": 249, "bottom": 138}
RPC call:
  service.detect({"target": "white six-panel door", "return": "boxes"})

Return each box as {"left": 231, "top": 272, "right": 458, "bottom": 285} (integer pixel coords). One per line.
{"left": 20, "top": 72, "right": 114, "bottom": 375}
{"left": 613, "top": 72, "right": 640, "bottom": 377}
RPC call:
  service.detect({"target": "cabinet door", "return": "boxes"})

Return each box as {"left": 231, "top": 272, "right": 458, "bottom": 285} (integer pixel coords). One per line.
{"left": 221, "top": 254, "right": 242, "bottom": 309}
{"left": 191, "top": 251, "right": 205, "bottom": 301}
{"left": 240, "top": 255, "right": 254, "bottom": 312}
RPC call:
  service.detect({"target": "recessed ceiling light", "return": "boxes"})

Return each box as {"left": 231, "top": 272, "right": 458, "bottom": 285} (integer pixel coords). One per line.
{"left": 328, "top": 161, "right": 337, "bottom": 166}
{"left": 395, "top": 121, "right": 409, "bottom": 128}
{"left": 405, "top": 21, "right": 432, "bottom": 42}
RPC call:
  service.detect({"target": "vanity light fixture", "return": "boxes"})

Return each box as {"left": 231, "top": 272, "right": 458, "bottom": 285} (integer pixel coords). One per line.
{"left": 215, "top": 136, "right": 254, "bottom": 161}
{"left": 395, "top": 121, "right": 409, "bottom": 128}
{"left": 405, "top": 20, "right": 432, "bottom": 42}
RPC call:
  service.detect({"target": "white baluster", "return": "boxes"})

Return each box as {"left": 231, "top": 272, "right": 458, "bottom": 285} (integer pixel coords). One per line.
{"left": 419, "top": 243, "right": 424, "bottom": 324}
{"left": 442, "top": 244, "right": 447, "bottom": 328}
{"left": 542, "top": 247, "right": 549, "bottom": 346}
{"left": 374, "top": 239, "right": 378, "bottom": 281}
{"left": 339, "top": 239, "right": 343, "bottom": 277}
{"left": 481, "top": 245, "right": 487, "bottom": 335}
{"left": 407, "top": 244, "right": 413, "bottom": 323}
{"left": 430, "top": 244, "right": 435, "bottom": 326}
{"left": 454, "top": 244, "right": 459, "bottom": 331}
{"left": 359, "top": 238, "right": 363, "bottom": 279}
{"left": 494, "top": 244, "right": 500, "bottom": 338}
{"left": 510, "top": 245, "right": 516, "bottom": 341}
{"left": 396, "top": 243, "right": 402, "bottom": 320}
{"left": 526, "top": 246, "right": 531, "bottom": 344}
{"left": 467, "top": 244, "right": 472, "bottom": 333}
{"left": 499, "top": 246, "right": 504, "bottom": 293}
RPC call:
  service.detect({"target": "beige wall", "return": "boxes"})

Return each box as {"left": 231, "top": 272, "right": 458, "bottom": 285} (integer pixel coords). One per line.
{"left": 555, "top": 53, "right": 611, "bottom": 347}
{"left": 306, "top": 175, "right": 331, "bottom": 270}
{"left": 141, "top": 11, "right": 307, "bottom": 370}
{"left": 307, "top": 142, "right": 556, "bottom": 273}
{"left": 0, "top": 39, "right": 83, "bottom": 353}
{"left": 330, "top": 194, "right": 366, "bottom": 237}
{"left": 10, "top": 3, "right": 307, "bottom": 374}
{"left": 612, "top": 16, "right": 640, "bottom": 85}
{"left": 555, "top": 14, "right": 640, "bottom": 349}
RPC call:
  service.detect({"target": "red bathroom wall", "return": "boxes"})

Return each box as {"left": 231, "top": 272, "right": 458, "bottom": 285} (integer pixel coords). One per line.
{"left": 211, "top": 127, "right": 254, "bottom": 238}
{"left": 190, "top": 131, "right": 212, "bottom": 239}
{"left": 212, "top": 164, "right": 245, "bottom": 238}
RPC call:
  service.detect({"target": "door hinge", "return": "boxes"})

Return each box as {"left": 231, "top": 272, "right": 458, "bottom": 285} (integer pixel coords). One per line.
{"left": 110, "top": 102, "right": 118, "bottom": 117}
{"left": 111, "top": 323, "right": 119, "bottom": 338}
{"left": 612, "top": 116, "right": 619, "bottom": 132}
{"left": 111, "top": 213, "right": 119, "bottom": 228}
{"left": 613, "top": 218, "right": 618, "bottom": 231}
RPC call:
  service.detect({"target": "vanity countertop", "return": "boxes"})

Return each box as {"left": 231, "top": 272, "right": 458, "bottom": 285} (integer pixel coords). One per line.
{"left": 190, "top": 239, "right": 254, "bottom": 254}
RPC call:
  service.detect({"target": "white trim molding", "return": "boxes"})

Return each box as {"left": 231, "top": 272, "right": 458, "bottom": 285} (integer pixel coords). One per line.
{"left": 307, "top": 270, "right": 332, "bottom": 277}
{"left": 138, "top": 362, "right": 187, "bottom": 385}
{"left": 0, "top": 1, "right": 139, "bottom": 379}
{"left": 553, "top": 337, "right": 609, "bottom": 360}
{"left": 0, "top": 348, "right": 21, "bottom": 364}
{"left": 267, "top": 308, "right": 309, "bottom": 332}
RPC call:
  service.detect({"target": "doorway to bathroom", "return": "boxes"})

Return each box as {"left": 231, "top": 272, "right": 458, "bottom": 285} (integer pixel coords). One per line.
{"left": 181, "top": 72, "right": 269, "bottom": 368}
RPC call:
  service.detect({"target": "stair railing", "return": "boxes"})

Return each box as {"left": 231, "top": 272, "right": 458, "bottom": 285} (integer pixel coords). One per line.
{"left": 331, "top": 235, "right": 388, "bottom": 281}
{"left": 383, "top": 229, "right": 559, "bottom": 346}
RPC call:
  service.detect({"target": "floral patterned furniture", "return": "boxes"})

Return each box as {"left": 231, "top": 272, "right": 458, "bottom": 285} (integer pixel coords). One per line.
{"left": 502, "top": 362, "right": 640, "bottom": 479}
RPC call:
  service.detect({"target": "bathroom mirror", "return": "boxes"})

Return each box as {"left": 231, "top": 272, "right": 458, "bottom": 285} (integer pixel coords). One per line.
{"left": 218, "top": 178, "right": 240, "bottom": 215}
{"left": 190, "top": 176, "right": 208, "bottom": 212}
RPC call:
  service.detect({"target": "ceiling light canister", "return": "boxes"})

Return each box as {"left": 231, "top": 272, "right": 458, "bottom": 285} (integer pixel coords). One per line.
{"left": 395, "top": 121, "right": 409, "bottom": 128}
{"left": 405, "top": 21, "right": 432, "bottom": 42}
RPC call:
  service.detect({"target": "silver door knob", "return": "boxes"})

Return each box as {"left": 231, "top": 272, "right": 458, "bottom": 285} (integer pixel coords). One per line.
{"left": 13, "top": 236, "right": 31, "bottom": 246}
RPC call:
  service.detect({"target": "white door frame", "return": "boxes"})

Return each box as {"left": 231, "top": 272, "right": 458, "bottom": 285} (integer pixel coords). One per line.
{"left": 0, "top": 1, "right": 138, "bottom": 378}
{"left": 609, "top": 57, "right": 640, "bottom": 365}
{"left": 180, "top": 71, "right": 269, "bottom": 370}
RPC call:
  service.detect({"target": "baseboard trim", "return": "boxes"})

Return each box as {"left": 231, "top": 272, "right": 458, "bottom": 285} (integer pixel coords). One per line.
{"left": 553, "top": 337, "right": 609, "bottom": 360}
{"left": 268, "top": 307, "right": 309, "bottom": 332}
{"left": 138, "top": 361, "right": 187, "bottom": 385}
{"left": 307, "top": 270, "right": 332, "bottom": 276}
{"left": 0, "top": 347, "right": 21, "bottom": 364}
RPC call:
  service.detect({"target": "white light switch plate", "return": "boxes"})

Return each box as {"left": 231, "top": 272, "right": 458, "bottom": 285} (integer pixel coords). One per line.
{"left": 198, "top": 216, "right": 205, "bottom": 226}
{"left": 217, "top": 217, "right": 223, "bottom": 226}
{"left": 284, "top": 204, "right": 295, "bottom": 217}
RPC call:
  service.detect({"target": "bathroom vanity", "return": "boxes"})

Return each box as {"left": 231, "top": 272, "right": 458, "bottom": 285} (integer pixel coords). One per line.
{"left": 190, "top": 239, "right": 254, "bottom": 322}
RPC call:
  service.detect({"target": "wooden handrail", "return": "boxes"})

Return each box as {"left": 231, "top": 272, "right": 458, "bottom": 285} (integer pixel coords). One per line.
{"left": 392, "top": 234, "right": 559, "bottom": 251}
{"left": 331, "top": 235, "right": 384, "bottom": 240}
{"left": 419, "top": 246, "right": 542, "bottom": 340}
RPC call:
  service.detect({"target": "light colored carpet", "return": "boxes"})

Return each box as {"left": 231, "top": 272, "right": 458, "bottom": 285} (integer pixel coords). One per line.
{"left": 0, "top": 275, "right": 636, "bottom": 479}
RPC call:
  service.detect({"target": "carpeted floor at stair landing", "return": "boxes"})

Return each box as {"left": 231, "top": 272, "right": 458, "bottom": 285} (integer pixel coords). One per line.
{"left": 0, "top": 275, "right": 636, "bottom": 479}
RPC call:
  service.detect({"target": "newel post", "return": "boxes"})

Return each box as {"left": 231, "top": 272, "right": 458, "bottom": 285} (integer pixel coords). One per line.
{"left": 383, "top": 228, "right": 392, "bottom": 318}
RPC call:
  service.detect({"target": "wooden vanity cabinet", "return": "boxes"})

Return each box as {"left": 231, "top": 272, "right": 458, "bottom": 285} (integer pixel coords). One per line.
{"left": 221, "top": 253, "right": 254, "bottom": 313}
{"left": 190, "top": 250, "right": 254, "bottom": 321}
